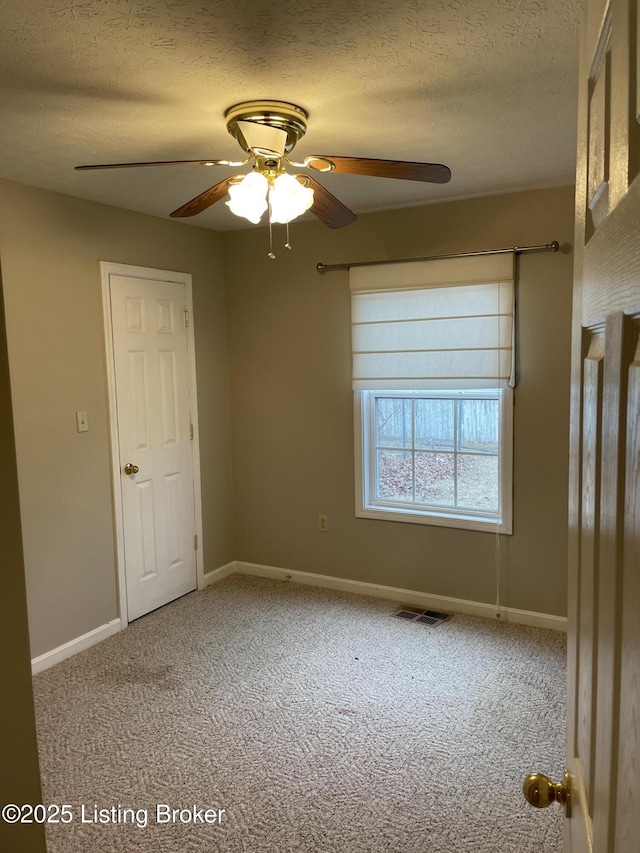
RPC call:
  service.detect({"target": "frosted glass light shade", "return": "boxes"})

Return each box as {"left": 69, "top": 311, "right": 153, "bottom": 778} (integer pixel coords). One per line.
{"left": 226, "top": 171, "right": 269, "bottom": 223}
{"left": 269, "top": 173, "right": 314, "bottom": 224}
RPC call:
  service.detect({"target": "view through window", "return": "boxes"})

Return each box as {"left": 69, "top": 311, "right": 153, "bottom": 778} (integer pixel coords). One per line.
{"left": 357, "top": 389, "right": 512, "bottom": 532}
{"left": 375, "top": 394, "right": 499, "bottom": 509}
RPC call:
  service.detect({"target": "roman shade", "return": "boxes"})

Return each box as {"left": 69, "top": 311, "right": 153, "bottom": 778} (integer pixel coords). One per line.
{"left": 349, "top": 253, "right": 515, "bottom": 391}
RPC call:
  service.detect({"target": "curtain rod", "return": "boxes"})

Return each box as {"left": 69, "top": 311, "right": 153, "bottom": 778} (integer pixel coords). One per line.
{"left": 315, "top": 240, "right": 560, "bottom": 274}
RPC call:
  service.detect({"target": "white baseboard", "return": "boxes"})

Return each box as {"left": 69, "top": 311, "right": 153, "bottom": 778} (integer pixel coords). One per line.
{"left": 200, "top": 561, "right": 236, "bottom": 589}
{"left": 31, "top": 618, "right": 122, "bottom": 675}
{"left": 31, "top": 559, "right": 238, "bottom": 674}
{"left": 31, "top": 561, "right": 237, "bottom": 674}
{"left": 234, "top": 561, "right": 567, "bottom": 632}
{"left": 32, "top": 560, "right": 565, "bottom": 675}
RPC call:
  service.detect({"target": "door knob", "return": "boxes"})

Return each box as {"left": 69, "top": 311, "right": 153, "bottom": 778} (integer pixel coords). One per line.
{"left": 123, "top": 463, "right": 139, "bottom": 475}
{"left": 523, "top": 772, "right": 571, "bottom": 818}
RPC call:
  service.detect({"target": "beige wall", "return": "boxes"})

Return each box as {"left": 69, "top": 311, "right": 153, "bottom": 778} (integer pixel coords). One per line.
{"left": 223, "top": 187, "right": 574, "bottom": 617}
{"left": 0, "top": 180, "right": 234, "bottom": 658}
{"left": 0, "top": 272, "right": 46, "bottom": 852}
{"left": 0, "top": 181, "right": 572, "bottom": 841}
{"left": 0, "top": 180, "right": 573, "bottom": 672}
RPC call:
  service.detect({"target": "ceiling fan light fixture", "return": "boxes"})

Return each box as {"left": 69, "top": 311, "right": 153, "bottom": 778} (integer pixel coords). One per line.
{"left": 269, "top": 172, "right": 314, "bottom": 224}
{"left": 76, "top": 98, "right": 450, "bottom": 235}
{"left": 225, "top": 170, "right": 269, "bottom": 223}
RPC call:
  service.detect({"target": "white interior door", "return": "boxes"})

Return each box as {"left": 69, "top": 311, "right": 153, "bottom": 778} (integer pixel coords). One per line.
{"left": 108, "top": 270, "right": 198, "bottom": 621}
{"left": 564, "top": 0, "right": 640, "bottom": 850}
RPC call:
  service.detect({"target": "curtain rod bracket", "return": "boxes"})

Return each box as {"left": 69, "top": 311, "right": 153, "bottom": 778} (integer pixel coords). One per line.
{"left": 316, "top": 240, "right": 560, "bottom": 274}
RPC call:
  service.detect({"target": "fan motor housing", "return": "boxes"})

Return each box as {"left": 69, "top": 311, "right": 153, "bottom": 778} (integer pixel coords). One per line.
{"left": 225, "top": 100, "right": 308, "bottom": 153}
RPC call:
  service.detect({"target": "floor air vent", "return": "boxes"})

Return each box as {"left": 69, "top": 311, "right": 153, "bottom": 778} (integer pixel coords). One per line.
{"left": 392, "top": 608, "right": 450, "bottom": 626}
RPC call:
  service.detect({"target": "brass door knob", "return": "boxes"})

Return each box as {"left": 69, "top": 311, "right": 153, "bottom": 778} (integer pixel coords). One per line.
{"left": 523, "top": 772, "right": 571, "bottom": 818}
{"left": 123, "top": 463, "right": 139, "bottom": 475}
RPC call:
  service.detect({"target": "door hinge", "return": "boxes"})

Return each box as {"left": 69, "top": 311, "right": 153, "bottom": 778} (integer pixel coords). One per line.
{"left": 193, "top": 534, "right": 198, "bottom": 550}
{"left": 190, "top": 424, "right": 194, "bottom": 440}
{"left": 183, "top": 310, "right": 189, "bottom": 327}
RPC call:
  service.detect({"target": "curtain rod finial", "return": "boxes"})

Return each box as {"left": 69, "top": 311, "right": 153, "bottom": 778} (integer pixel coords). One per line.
{"left": 316, "top": 262, "right": 326, "bottom": 274}
{"left": 550, "top": 241, "right": 560, "bottom": 252}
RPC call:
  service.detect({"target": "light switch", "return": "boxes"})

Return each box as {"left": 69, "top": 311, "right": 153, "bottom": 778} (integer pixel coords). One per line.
{"left": 76, "top": 411, "right": 89, "bottom": 433}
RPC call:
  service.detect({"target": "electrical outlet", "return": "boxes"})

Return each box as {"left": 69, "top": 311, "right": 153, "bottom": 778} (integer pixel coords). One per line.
{"left": 76, "top": 411, "right": 89, "bottom": 433}
{"left": 318, "top": 514, "right": 329, "bottom": 532}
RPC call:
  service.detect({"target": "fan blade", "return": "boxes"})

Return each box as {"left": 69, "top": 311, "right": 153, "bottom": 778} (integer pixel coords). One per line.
{"left": 75, "top": 158, "right": 247, "bottom": 170}
{"left": 302, "top": 175, "right": 357, "bottom": 229}
{"left": 312, "top": 156, "right": 451, "bottom": 184}
{"left": 170, "top": 179, "right": 232, "bottom": 218}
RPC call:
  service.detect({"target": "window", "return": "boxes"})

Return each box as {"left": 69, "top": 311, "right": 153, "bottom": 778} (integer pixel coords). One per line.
{"left": 356, "top": 388, "right": 512, "bottom": 532}
{"left": 350, "top": 253, "right": 515, "bottom": 534}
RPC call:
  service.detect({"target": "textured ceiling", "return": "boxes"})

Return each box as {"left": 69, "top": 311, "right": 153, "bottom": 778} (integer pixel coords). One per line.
{"left": 0, "top": 0, "right": 582, "bottom": 231}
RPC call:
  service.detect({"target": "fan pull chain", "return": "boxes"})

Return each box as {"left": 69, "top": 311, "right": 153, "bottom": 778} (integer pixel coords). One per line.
{"left": 267, "top": 188, "right": 276, "bottom": 259}
{"left": 268, "top": 220, "right": 275, "bottom": 259}
{"left": 267, "top": 220, "right": 294, "bottom": 259}
{"left": 266, "top": 185, "right": 293, "bottom": 258}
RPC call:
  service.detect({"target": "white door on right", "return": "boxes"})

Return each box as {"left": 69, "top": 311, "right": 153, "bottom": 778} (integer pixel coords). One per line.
{"left": 564, "top": 0, "right": 640, "bottom": 850}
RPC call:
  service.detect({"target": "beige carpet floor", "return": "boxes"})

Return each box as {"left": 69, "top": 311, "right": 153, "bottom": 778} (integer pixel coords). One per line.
{"left": 33, "top": 573, "right": 566, "bottom": 852}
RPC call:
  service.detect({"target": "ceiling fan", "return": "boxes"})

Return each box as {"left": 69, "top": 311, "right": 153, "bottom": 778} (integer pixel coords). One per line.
{"left": 76, "top": 100, "right": 451, "bottom": 237}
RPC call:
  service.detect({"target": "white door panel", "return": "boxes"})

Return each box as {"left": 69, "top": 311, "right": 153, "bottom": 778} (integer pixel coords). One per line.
{"left": 110, "top": 273, "right": 197, "bottom": 621}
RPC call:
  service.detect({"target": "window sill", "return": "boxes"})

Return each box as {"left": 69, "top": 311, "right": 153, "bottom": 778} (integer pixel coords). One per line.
{"left": 356, "top": 504, "right": 512, "bottom": 534}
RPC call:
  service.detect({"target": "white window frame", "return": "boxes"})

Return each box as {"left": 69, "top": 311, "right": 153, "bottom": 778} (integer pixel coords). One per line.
{"left": 355, "top": 388, "right": 513, "bottom": 534}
